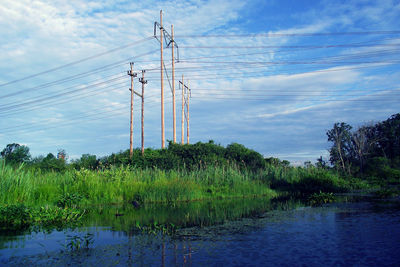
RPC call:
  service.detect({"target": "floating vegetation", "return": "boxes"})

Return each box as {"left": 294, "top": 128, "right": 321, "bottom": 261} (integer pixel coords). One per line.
{"left": 65, "top": 232, "right": 94, "bottom": 252}
{"left": 308, "top": 191, "right": 335, "bottom": 206}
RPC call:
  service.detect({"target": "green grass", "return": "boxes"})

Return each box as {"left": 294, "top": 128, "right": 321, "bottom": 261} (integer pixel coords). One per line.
{"left": 0, "top": 160, "right": 276, "bottom": 206}
{"left": 0, "top": 204, "right": 85, "bottom": 231}
{"left": 0, "top": 157, "right": 374, "bottom": 210}
{"left": 264, "top": 164, "right": 370, "bottom": 194}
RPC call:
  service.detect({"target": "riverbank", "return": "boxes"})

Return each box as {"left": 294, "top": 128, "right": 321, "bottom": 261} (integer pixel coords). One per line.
{"left": 0, "top": 156, "right": 388, "bottom": 231}
{"left": 0, "top": 163, "right": 276, "bottom": 207}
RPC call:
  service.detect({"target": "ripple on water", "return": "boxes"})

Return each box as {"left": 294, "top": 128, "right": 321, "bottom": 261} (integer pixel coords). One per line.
{"left": 1, "top": 199, "right": 400, "bottom": 266}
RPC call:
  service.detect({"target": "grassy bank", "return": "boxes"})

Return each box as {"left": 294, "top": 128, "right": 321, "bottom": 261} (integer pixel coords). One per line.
{"left": 0, "top": 160, "right": 276, "bottom": 207}
{"left": 262, "top": 164, "right": 371, "bottom": 194}
{"left": 0, "top": 157, "right": 376, "bottom": 231}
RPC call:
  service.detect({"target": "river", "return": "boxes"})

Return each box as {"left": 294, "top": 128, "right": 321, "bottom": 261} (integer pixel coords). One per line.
{"left": 1, "top": 196, "right": 399, "bottom": 266}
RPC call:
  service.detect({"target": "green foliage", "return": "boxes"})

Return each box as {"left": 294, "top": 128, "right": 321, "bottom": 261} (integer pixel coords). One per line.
{"left": 65, "top": 232, "right": 94, "bottom": 251}
{"left": 31, "top": 153, "right": 67, "bottom": 172}
{"left": 327, "top": 122, "right": 353, "bottom": 175}
{"left": 72, "top": 154, "right": 99, "bottom": 170}
{"left": 57, "top": 193, "right": 84, "bottom": 208}
{"left": 0, "top": 204, "right": 85, "bottom": 231}
{"left": 97, "top": 141, "right": 266, "bottom": 172}
{"left": 326, "top": 113, "right": 400, "bottom": 181}
{"left": 134, "top": 221, "right": 177, "bottom": 235}
{"left": 308, "top": 191, "right": 335, "bottom": 205}
{"left": 0, "top": 159, "right": 275, "bottom": 207}
{"left": 225, "top": 143, "right": 266, "bottom": 170}
{"left": 0, "top": 204, "right": 30, "bottom": 230}
{"left": 0, "top": 143, "right": 31, "bottom": 165}
{"left": 365, "top": 157, "right": 400, "bottom": 185}
{"left": 267, "top": 165, "right": 362, "bottom": 195}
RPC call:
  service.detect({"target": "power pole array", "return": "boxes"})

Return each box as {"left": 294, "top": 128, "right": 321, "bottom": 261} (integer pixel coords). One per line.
{"left": 127, "top": 62, "right": 137, "bottom": 158}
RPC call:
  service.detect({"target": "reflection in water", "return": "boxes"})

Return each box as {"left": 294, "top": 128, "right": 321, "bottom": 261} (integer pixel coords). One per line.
{"left": 1, "top": 197, "right": 400, "bottom": 266}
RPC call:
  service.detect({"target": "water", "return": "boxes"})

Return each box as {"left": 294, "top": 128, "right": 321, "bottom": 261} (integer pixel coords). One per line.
{"left": 1, "top": 197, "right": 399, "bottom": 266}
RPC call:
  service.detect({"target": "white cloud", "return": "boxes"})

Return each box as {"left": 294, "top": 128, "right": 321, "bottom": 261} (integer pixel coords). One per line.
{"left": 0, "top": 0, "right": 399, "bottom": 161}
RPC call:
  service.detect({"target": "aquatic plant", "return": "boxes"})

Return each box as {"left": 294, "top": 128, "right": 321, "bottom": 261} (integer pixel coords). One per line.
{"left": 308, "top": 191, "right": 335, "bottom": 205}
{"left": 0, "top": 162, "right": 275, "bottom": 206}
{"left": 0, "top": 204, "right": 85, "bottom": 231}
{"left": 134, "top": 221, "right": 177, "bottom": 235}
{"left": 65, "top": 232, "right": 94, "bottom": 251}
{"left": 57, "top": 192, "right": 84, "bottom": 208}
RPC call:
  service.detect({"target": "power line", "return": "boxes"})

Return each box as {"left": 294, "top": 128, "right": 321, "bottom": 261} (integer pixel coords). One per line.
{"left": 0, "top": 97, "right": 173, "bottom": 135}
{"left": 144, "top": 63, "right": 399, "bottom": 81}
{"left": 175, "top": 30, "right": 400, "bottom": 38}
{"left": 0, "top": 76, "right": 127, "bottom": 112}
{"left": 0, "top": 49, "right": 158, "bottom": 100}
{"left": 180, "top": 43, "right": 400, "bottom": 49}
{"left": 0, "top": 37, "right": 154, "bottom": 88}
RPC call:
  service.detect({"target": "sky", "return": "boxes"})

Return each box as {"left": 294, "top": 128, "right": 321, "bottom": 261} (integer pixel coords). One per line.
{"left": 0, "top": 0, "right": 399, "bottom": 165}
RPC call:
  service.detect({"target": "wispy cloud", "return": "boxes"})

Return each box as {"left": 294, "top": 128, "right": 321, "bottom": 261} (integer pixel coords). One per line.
{"left": 0, "top": 0, "right": 399, "bottom": 162}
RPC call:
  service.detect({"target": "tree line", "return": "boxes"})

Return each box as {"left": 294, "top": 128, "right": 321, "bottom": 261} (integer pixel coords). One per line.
{"left": 327, "top": 113, "right": 400, "bottom": 181}
{"left": 1, "top": 113, "right": 399, "bottom": 182}
{"left": 0, "top": 141, "right": 284, "bottom": 172}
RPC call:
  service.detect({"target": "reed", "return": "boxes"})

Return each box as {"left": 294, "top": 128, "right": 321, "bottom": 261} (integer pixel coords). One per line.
{"left": 0, "top": 160, "right": 275, "bottom": 206}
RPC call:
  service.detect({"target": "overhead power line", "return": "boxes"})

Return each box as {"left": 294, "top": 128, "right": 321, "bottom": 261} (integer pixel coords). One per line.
{"left": 181, "top": 43, "right": 400, "bottom": 49}
{"left": 0, "top": 36, "right": 154, "bottom": 88}
{"left": 0, "top": 49, "right": 158, "bottom": 99}
{"left": 0, "top": 97, "right": 173, "bottom": 135}
{"left": 175, "top": 30, "right": 400, "bottom": 38}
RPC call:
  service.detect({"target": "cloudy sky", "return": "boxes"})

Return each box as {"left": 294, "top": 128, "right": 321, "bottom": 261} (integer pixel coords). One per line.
{"left": 0, "top": 0, "right": 399, "bottom": 164}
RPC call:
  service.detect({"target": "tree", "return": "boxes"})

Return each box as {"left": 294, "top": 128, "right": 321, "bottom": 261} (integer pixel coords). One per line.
{"left": 41, "top": 153, "right": 67, "bottom": 172}
{"left": 375, "top": 113, "right": 400, "bottom": 161}
{"left": 315, "top": 156, "right": 328, "bottom": 169}
{"left": 0, "top": 143, "right": 30, "bottom": 164}
{"left": 57, "top": 149, "right": 67, "bottom": 161}
{"left": 351, "top": 125, "right": 379, "bottom": 175}
{"left": 327, "top": 123, "right": 352, "bottom": 175}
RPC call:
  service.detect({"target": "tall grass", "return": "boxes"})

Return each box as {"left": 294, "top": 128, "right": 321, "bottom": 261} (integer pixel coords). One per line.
{"left": 0, "top": 157, "right": 370, "bottom": 207}
{"left": 263, "top": 164, "right": 370, "bottom": 194}
{"left": 0, "top": 160, "right": 275, "bottom": 206}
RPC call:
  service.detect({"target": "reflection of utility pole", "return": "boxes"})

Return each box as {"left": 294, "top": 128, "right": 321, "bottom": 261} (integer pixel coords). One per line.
{"left": 138, "top": 70, "right": 147, "bottom": 156}
{"left": 162, "top": 235, "right": 166, "bottom": 267}
{"left": 128, "top": 62, "right": 137, "bottom": 158}
{"left": 154, "top": 11, "right": 179, "bottom": 148}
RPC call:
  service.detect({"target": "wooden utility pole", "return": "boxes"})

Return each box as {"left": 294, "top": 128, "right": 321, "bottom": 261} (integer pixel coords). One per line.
{"left": 171, "top": 24, "right": 176, "bottom": 143}
{"left": 160, "top": 10, "right": 165, "bottom": 149}
{"left": 154, "top": 11, "right": 179, "bottom": 147}
{"left": 186, "top": 81, "right": 190, "bottom": 145}
{"left": 181, "top": 74, "right": 185, "bottom": 144}
{"left": 128, "top": 62, "right": 137, "bottom": 158}
{"left": 139, "top": 70, "right": 147, "bottom": 156}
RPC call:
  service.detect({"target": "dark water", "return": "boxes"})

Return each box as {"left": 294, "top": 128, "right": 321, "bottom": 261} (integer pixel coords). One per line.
{"left": 1, "top": 197, "right": 400, "bottom": 266}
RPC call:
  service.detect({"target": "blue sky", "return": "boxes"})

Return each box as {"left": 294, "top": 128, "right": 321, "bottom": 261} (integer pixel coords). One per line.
{"left": 0, "top": 0, "right": 399, "bottom": 164}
